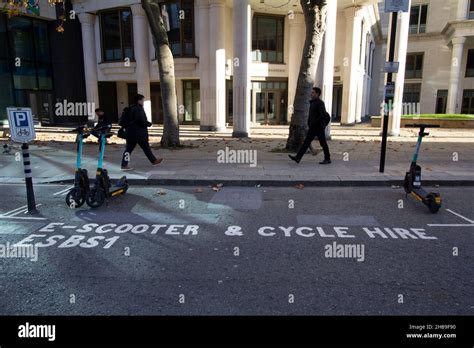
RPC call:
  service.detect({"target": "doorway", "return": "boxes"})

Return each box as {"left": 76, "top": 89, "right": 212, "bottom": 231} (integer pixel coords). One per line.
{"left": 251, "top": 80, "right": 288, "bottom": 125}
{"left": 98, "top": 82, "right": 118, "bottom": 123}
{"left": 332, "top": 85, "right": 343, "bottom": 122}
{"left": 28, "top": 91, "right": 54, "bottom": 125}
{"left": 151, "top": 83, "right": 164, "bottom": 124}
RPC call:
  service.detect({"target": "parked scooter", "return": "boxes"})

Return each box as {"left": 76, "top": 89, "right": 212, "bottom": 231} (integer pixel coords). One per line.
{"left": 66, "top": 126, "right": 91, "bottom": 208}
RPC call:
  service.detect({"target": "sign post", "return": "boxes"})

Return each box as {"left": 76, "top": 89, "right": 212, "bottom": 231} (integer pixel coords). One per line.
{"left": 379, "top": 0, "right": 409, "bottom": 173}
{"left": 7, "top": 107, "right": 38, "bottom": 215}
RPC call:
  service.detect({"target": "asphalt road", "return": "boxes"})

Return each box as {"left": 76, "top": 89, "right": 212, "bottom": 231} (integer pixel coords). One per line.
{"left": 0, "top": 183, "right": 472, "bottom": 315}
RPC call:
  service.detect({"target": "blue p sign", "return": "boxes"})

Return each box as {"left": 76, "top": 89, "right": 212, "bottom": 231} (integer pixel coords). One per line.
{"left": 14, "top": 112, "right": 29, "bottom": 127}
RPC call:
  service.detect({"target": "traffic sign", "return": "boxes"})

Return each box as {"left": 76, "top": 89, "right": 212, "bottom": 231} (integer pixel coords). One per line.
{"left": 385, "top": 82, "right": 396, "bottom": 99}
{"left": 7, "top": 107, "right": 36, "bottom": 143}
{"left": 384, "top": 0, "right": 410, "bottom": 13}
{"left": 384, "top": 61, "right": 400, "bottom": 73}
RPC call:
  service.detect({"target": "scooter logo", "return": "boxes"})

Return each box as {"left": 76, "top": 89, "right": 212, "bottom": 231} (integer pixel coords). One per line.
{"left": 55, "top": 100, "right": 95, "bottom": 118}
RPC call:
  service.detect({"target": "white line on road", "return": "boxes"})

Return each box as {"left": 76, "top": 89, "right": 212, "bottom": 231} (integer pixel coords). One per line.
{"left": 446, "top": 209, "right": 474, "bottom": 224}
{"left": 1, "top": 205, "right": 27, "bottom": 217}
{"left": 0, "top": 216, "right": 47, "bottom": 221}
{"left": 53, "top": 186, "right": 73, "bottom": 196}
{"left": 427, "top": 224, "right": 474, "bottom": 227}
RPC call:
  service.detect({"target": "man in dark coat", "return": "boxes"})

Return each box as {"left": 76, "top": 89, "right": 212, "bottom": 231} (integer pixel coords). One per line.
{"left": 289, "top": 87, "right": 331, "bottom": 165}
{"left": 121, "top": 94, "right": 163, "bottom": 171}
{"left": 93, "top": 108, "right": 113, "bottom": 153}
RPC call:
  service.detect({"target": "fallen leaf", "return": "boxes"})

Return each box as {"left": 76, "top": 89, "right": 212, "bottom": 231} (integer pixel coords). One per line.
{"left": 295, "top": 183, "right": 305, "bottom": 190}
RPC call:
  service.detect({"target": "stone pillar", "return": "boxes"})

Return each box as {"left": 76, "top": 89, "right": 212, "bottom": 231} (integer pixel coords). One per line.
{"left": 208, "top": 0, "right": 226, "bottom": 131}
{"left": 131, "top": 4, "right": 152, "bottom": 122}
{"left": 288, "top": 13, "right": 305, "bottom": 122}
{"left": 457, "top": 0, "right": 470, "bottom": 20}
{"left": 78, "top": 13, "right": 99, "bottom": 121}
{"left": 322, "top": 0, "right": 337, "bottom": 137}
{"left": 232, "top": 0, "right": 251, "bottom": 138}
{"left": 341, "top": 7, "right": 363, "bottom": 125}
{"left": 197, "top": 0, "right": 211, "bottom": 130}
{"left": 388, "top": 3, "right": 411, "bottom": 136}
{"left": 355, "top": 21, "right": 368, "bottom": 123}
{"left": 447, "top": 37, "right": 466, "bottom": 114}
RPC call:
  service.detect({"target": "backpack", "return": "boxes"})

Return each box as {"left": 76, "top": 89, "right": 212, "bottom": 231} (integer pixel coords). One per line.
{"left": 119, "top": 106, "right": 133, "bottom": 128}
{"left": 323, "top": 111, "right": 331, "bottom": 127}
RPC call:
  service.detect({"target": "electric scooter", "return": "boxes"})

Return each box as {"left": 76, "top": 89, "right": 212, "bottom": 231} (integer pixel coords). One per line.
{"left": 85, "top": 126, "right": 128, "bottom": 208}
{"left": 403, "top": 124, "right": 442, "bottom": 214}
{"left": 66, "top": 126, "right": 91, "bottom": 208}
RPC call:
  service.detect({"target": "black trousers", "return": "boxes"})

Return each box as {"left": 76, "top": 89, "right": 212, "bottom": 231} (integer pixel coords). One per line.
{"left": 121, "top": 140, "right": 157, "bottom": 167}
{"left": 296, "top": 127, "right": 330, "bottom": 161}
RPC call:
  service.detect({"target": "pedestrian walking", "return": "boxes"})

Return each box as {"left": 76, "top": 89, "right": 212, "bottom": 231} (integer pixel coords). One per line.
{"left": 120, "top": 94, "right": 163, "bottom": 171}
{"left": 289, "top": 87, "right": 331, "bottom": 165}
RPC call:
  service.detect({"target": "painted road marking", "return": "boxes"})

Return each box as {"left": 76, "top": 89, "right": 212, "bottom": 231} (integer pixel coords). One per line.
{"left": 428, "top": 209, "right": 474, "bottom": 227}
{"left": 446, "top": 209, "right": 474, "bottom": 223}
{"left": 0, "top": 204, "right": 46, "bottom": 221}
{"left": 53, "top": 186, "right": 73, "bottom": 196}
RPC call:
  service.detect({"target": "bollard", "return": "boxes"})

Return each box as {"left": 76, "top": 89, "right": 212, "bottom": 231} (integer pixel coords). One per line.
{"left": 21, "top": 143, "right": 38, "bottom": 215}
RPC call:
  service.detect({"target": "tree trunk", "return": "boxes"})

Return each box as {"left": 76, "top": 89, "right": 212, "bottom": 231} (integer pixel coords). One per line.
{"left": 286, "top": 0, "right": 327, "bottom": 152}
{"left": 141, "top": 0, "right": 180, "bottom": 147}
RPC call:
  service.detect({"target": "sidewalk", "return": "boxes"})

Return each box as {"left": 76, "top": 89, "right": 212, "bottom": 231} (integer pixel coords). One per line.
{"left": 0, "top": 124, "right": 473, "bottom": 186}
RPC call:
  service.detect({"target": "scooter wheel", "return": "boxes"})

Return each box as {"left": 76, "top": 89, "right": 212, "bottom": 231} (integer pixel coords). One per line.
{"left": 66, "top": 188, "right": 86, "bottom": 208}
{"left": 427, "top": 193, "right": 441, "bottom": 214}
{"left": 86, "top": 189, "right": 106, "bottom": 209}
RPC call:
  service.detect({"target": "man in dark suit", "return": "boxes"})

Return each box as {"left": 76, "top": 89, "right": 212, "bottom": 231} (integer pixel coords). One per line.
{"left": 289, "top": 87, "right": 331, "bottom": 165}
{"left": 121, "top": 94, "right": 163, "bottom": 171}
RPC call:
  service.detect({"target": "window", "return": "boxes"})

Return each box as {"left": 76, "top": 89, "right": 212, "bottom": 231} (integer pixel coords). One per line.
{"left": 409, "top": 5, "right": 428, "bottom": 34}
{"left": 100, "top": 8, "right": 134, "bottom": 62}
{"left": 252, "top": 15, "right": 284, "bottom": 63}
{"left": 466, "top": 49, "right": 474, "bottom": 77}
{"left": 470, "top": 0, "right": 474, "bottom": 19}
{"left": 462, "top": 90, "right": 474, "bottom": 114}
{"left": 161, "top": 0, "right": 195, "bottom": 57}
{"left": 6, "top": 16, "right": 53, "bottom": 91}
{"left": 435, "top": 90, "right": 448, "bottom": 114}
{"left": 183, "top": 80, "right": 200, "bottom": 122}
{"left": 403, "top": 84, "right": 421, "bottom": 104}
{"left": 405, "top": 53, "right": 424, "bottom": 79}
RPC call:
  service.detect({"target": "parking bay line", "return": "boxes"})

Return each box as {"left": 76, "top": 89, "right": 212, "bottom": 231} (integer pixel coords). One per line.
{"left": 428, "top": 209, "right": 474, "bottom": 227}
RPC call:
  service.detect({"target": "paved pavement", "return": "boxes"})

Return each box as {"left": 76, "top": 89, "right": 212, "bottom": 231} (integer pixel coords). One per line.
{"left": 0, "top": 124, "right": 473, "bottom": 186}
{"left": 0, "top": 184, "right": 472, "bottom": 315}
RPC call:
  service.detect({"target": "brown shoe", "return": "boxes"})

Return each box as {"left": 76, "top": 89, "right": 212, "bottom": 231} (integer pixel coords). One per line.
{"left": 152, "top": 159, "right": 164, "bottom": 166}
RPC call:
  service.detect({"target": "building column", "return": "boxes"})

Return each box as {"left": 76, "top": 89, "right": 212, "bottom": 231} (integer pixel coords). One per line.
{"left": 355, "top": 21, "right": 368, "bottom": 123}
{"left": 206, "top": 0, "right": 226, "bottom": 132}
{"left": 388, "top": 4, "right": 411, "bottom": 136}
{"left": 447, "top": 37, "right": 466, "bottom": 114}
{"left": 322, "top": 0, "right": 337, "bottom": 137}
{"left": 341, "top": 7, "right": 363, "bottom": 125}
{"left": 78, "top": 13, "right": 99, "bottom": 121}
{"left": 457, "top": 0, "right": 470, "bottom": 20}
{"left": 197, "top": 0, "right": 211, "bottom": 130}
{"left": 131, "top": 4, "right": 152, "bottom": 122}
{"left": 288, "top": 13, "right": 305, "bottom": 122}
{"left": 232, "top": 0, "right": 251, "bottom": 138}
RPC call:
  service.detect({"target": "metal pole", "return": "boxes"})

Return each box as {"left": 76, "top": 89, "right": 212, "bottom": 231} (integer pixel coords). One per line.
{"left": 21, "top": 143, "right": 38, "bottom": 215}
{"left": 379, "top": 11, "right": 398, "bottom": 173}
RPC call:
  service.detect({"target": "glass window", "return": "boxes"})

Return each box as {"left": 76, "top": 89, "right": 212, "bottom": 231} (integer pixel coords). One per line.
{"left": 470, "top": 0, "right": 474, "bottom": 19}
{"left": 33, "top": 21, "right": 50, "bottom": 62}
{"left": 100, "top": 9, "right": 134, "bottom": 62}
{"left": 13, "top": 61, "right": 37, "bottom": 89}
{"left": 161, "top": 0, "right": 195, "bottom": 57}
{"left": 403, "top": 84, "right": 422, "bottom": 104}
{"left": 435, "top": 90, "right": 448, "bottom": 114}
{"left": 0, "top": 59, "right": 14, "bottom": 118}
{"left": 8, "top": 16, "right": 34, "bottom": 60}
{"left": 405, "top": 53, "right": 424, "bottom": 79}
{"left": 409, "top": 5, "right": 428, "bottom": 34}
{"left": 183, "top": 80, "right": 200, "bottom": 122}
{"left": 37, "top": 62, "right": 53, "bottom": 90}
{"left": 252, "top": 15, "right": 285, "bottom": 64}
{"left": 0, "top": 14, "right": 9, "bottom": 59}
{"left": 461, "top": 89, "right": 474, "bottom": 114}
{"left": 466, "top": 49, "right": 474, "bottom": 77}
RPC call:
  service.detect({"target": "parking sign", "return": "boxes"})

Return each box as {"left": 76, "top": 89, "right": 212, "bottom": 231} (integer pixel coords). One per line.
{"left": 7, "top": 107, "right": 36, "bottom": 143}
{"left": 385, "top": 0, "right": 410, "bottom": 13}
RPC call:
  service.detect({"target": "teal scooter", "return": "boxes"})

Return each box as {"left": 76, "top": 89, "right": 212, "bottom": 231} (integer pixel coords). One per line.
{"left": 403, "top": 124, "right": 442, "bottom": 214}
{"left": 66, "top": 126, "right": 91, "bottom": 208}
{"left": 85, "top": 126, "right": 128, "bottom": 208}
